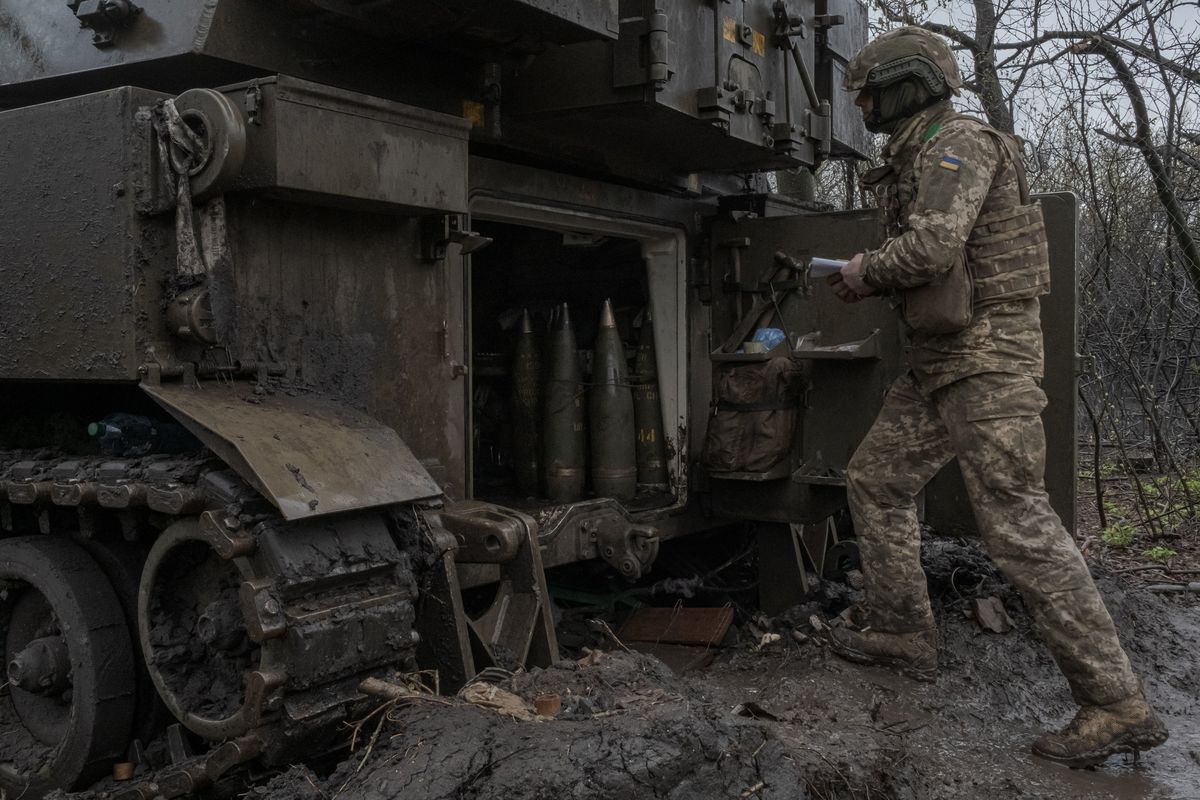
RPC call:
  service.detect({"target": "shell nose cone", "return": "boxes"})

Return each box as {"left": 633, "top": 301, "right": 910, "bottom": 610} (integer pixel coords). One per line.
{"left": 520, "top": 308, "right": 534, "bottom": 334}
{"left": 599, "top": 298, "right": 616, "bottom": 329}
{"left": 559, "top": 302, "right": 573, "bottom": 330}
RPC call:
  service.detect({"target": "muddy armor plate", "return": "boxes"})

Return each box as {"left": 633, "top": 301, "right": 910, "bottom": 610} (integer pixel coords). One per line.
{"left": 145, "top": 383, "right": 440, "bottom": 520}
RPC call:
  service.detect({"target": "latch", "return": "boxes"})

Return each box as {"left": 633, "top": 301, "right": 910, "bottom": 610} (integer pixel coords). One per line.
{"left": 697, "top": 85, "right": 736, "bottom": 131}
{"left": 243, "top": 85, "right": 264, "bottom": 126}
{"left": 68, "top": 0, "right": 142, "bottom": 48}
{"left": 772, "top": 0, "right": 832, "bottom": 159}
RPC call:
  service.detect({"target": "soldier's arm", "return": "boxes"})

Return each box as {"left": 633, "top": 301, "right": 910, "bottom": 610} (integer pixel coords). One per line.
{"left": 861, "top": 126, "right": 1001, "bottom": 290}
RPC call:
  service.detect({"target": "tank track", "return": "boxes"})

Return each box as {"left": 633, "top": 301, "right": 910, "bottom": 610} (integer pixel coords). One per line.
{"left": 0, "top": 449, "right": 425, "bottom": 796}
{"left": 0, "top": 450, "right": 244, "bottom": 534}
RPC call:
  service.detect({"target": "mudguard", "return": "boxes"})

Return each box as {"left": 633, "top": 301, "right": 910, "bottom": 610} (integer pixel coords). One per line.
{"left": 144, "top": 382, "right": 441, "bottom": 520}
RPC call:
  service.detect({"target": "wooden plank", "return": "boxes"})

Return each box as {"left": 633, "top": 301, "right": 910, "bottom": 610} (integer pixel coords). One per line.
{"left": 618, "top": 607, "right": 734, "bottom": 647}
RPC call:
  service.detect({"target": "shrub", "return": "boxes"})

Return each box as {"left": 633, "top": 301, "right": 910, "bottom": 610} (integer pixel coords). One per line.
{"left": 1101, "top": 522, "right": 1135, "bottom": 548}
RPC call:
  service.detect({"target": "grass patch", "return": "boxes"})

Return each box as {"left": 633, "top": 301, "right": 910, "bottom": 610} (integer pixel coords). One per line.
{"left": 1142, "top": 546, "right": 1177, "bottom": 562}
{"left": 1101, "top": 521, "right": 1136, "bottom": 548}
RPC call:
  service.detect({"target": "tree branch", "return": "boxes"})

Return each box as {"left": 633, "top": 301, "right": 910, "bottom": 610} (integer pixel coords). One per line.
{"left": 998, "top": 31, "right": 1200, "bottom": 85}
{"left": 1074, "top": 37, "right": 1200, "bottom": 297}
{"left": 872, "top": 0, "right": 981, "bottom": 52}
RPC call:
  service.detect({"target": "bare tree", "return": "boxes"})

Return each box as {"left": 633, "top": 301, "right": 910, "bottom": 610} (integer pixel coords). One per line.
{"left": 866, "top": 0, "right": 1200, "bottom": 544}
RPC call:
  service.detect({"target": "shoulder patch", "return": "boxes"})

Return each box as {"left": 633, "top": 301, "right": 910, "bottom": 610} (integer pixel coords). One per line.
{"left": 922, "top": 122, "right": 941, "bottom": 142}
{"left": 938, "top": 155, "right": 962, "bottom": 172}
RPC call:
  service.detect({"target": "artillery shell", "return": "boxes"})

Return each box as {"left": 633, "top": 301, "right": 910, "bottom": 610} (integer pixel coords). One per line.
{"left": 543, "top": 303, "right": 585, "bottom": 502}
{"left": 511, "top": 309, "right": 542, "bottom": 496}
{"left": 589, "top": 299, "right": 636, "bottom": 500}
{"left": 633, "top": 309, "right": 669, "bottom": 491}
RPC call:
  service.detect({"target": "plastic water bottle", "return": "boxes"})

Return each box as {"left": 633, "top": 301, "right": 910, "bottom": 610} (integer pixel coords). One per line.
{"left": 751, "top": 327, "right": 787, "bottom": 351}
{"left": 87, "top": 413, "right": 199, "bottom": 456}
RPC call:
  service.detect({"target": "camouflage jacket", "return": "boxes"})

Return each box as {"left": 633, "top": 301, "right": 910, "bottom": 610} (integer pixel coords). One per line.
{"left": 861, "top": 101, "right": 1045, "bottom": 392}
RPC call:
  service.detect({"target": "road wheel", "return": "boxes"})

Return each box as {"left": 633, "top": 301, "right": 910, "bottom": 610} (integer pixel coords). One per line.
{"left": 0, "top": 536, "right": 136, "bottom": 798}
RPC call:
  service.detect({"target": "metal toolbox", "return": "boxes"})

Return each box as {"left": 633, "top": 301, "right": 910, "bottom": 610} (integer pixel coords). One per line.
{"left": 221, "top": 76, "right": 471, "bottom": 214}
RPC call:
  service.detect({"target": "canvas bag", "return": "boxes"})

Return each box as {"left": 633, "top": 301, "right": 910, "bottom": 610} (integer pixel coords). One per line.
{"left": 701, "top": 354, "right": 807, "bottom": 473}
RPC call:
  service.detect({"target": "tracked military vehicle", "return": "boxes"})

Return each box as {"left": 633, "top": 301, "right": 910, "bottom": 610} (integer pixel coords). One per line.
{"left": 0, "top": 1, "right": 1078, "bottom": 796}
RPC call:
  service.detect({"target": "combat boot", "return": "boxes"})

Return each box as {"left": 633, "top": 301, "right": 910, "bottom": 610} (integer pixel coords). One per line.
{"left": 1032, "top": 691, "right": 1168, "bottom": 768}
{"left": 826, "top": 625, "right": 937, "bottom": 682}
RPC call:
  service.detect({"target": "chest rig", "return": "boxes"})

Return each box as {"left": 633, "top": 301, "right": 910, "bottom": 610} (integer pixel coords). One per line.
{"left": 863, "top": 114, "right": 1051, "bottom": 307}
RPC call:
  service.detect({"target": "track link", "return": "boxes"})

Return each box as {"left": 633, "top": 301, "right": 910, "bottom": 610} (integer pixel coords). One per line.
{"left": 0, "top": 450, "right": 427, "bottom": 797}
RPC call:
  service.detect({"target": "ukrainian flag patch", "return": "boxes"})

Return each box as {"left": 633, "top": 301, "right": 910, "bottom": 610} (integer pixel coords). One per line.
{"left": 939, "top": 155, "right": 962, "bottom": 172}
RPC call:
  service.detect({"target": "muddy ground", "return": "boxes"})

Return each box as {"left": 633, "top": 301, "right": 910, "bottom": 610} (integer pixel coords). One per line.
{"left": 256, "top": 536, "right": 1199, "bottom": 800}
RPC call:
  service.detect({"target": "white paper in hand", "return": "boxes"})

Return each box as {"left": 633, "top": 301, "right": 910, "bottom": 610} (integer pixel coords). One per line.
{"left": 809, "top": 257, "right": 848, "bottom": 278}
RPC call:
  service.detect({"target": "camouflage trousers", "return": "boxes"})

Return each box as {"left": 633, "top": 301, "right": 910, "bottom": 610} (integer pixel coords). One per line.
{"left": 846, "top": 370, "right": 1140, "bottom": 706}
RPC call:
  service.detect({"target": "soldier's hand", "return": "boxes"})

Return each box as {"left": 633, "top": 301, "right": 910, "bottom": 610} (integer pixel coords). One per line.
{"left": 827, "top": 273, "right": 862, "bottom": 302}
{"left": 828, "top": 253, "right": 874, "bottom": 303}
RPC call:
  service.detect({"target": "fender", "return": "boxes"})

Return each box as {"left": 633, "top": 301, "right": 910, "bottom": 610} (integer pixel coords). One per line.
{"left": 144, "top": 381, "right": 440, "bottom": 520}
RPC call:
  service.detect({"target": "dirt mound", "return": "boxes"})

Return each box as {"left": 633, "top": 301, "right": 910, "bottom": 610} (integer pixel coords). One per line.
{"left": 302, "top": 651, "right": 848, "bottom": 800}
{"left": 274, "top": 535, "right": 1198, "bottom": 800}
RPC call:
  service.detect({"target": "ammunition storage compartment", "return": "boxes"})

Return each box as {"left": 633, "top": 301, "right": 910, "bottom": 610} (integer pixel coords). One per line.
{"left": 467, "top": 221, "right": 676, "bottom": 512}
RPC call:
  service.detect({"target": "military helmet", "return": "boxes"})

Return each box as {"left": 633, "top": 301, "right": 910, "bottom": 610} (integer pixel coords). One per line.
{"left": 843, "top": 26, "right": 963, "bottom": 96}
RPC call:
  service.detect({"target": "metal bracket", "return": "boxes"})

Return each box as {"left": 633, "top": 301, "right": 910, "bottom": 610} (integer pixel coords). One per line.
{"left": 68, "top": 0, "right": 142, "bottom": 48}
{"left": 429, "top": 502, "right": 558, "bottom": 673}
{"left": 813, "top": 14, "right": 846, "bottom": 29}
{"left": 420, "top": 214, "right": 493, "bottom": 262}
{"left": 589, "top": 519, "right": 660, "bottom": 580}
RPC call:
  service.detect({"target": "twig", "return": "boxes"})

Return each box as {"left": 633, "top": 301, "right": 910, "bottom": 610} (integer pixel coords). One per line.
{"left": 793, "top": 745, "right": 855, "bottom": 796}
{"left": 590, "top": 618, "right": 633, "bottom": 652}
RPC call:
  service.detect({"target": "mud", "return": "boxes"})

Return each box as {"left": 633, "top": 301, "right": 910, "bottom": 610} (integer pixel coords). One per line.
{"left": 260, "top": 535, "right": 1199, "bottom": 800}
{"left": 145, "top": 541, "right": 256, "bottom": 721}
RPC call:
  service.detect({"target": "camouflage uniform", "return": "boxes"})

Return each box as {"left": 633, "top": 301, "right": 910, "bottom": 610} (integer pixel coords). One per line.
{"left": 846, "top": 100, "right": 1141, "bottom": 707}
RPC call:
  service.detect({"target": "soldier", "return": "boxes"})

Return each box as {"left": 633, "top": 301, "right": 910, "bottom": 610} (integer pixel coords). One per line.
{"left": 825, "top": 26, "right": 1168, "bottom": 768}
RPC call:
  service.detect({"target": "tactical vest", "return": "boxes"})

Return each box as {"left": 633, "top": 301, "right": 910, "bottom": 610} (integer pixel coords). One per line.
{"left": 866, "top": 114, "right": 1051, "bottom": 307}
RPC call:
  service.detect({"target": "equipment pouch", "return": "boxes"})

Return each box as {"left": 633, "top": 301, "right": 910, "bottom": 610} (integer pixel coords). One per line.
{"left": 900, "top": 251, "right": 973, "bottom": 334}
{"left": 702, "top": 355, "right": 806, "bottom": 474}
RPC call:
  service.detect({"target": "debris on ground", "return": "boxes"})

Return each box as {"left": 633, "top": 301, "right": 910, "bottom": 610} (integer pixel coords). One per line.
{"left": 970, "top": 595, "right": 1016, "bottom": 633}
{"left": 62, "top": 535, "right": 1200, "bottom": 800}
{"left": 459, "top": 682, "right": 537, "bottom": 721}
{"left": 277, "top": 535, "right": 1198, "bottom": 800}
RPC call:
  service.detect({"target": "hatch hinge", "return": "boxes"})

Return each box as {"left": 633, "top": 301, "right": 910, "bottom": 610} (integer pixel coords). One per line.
{"left": 613, "top": 6, "right": 673, "bottom": 90}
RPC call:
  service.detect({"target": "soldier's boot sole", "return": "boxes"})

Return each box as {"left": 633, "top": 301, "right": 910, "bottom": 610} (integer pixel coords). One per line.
{"left": 1031, "top": 722, "right": 1169, "bottom": 769}
{"left": 827, "top": 637, "right": 938, "bottom": 683}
